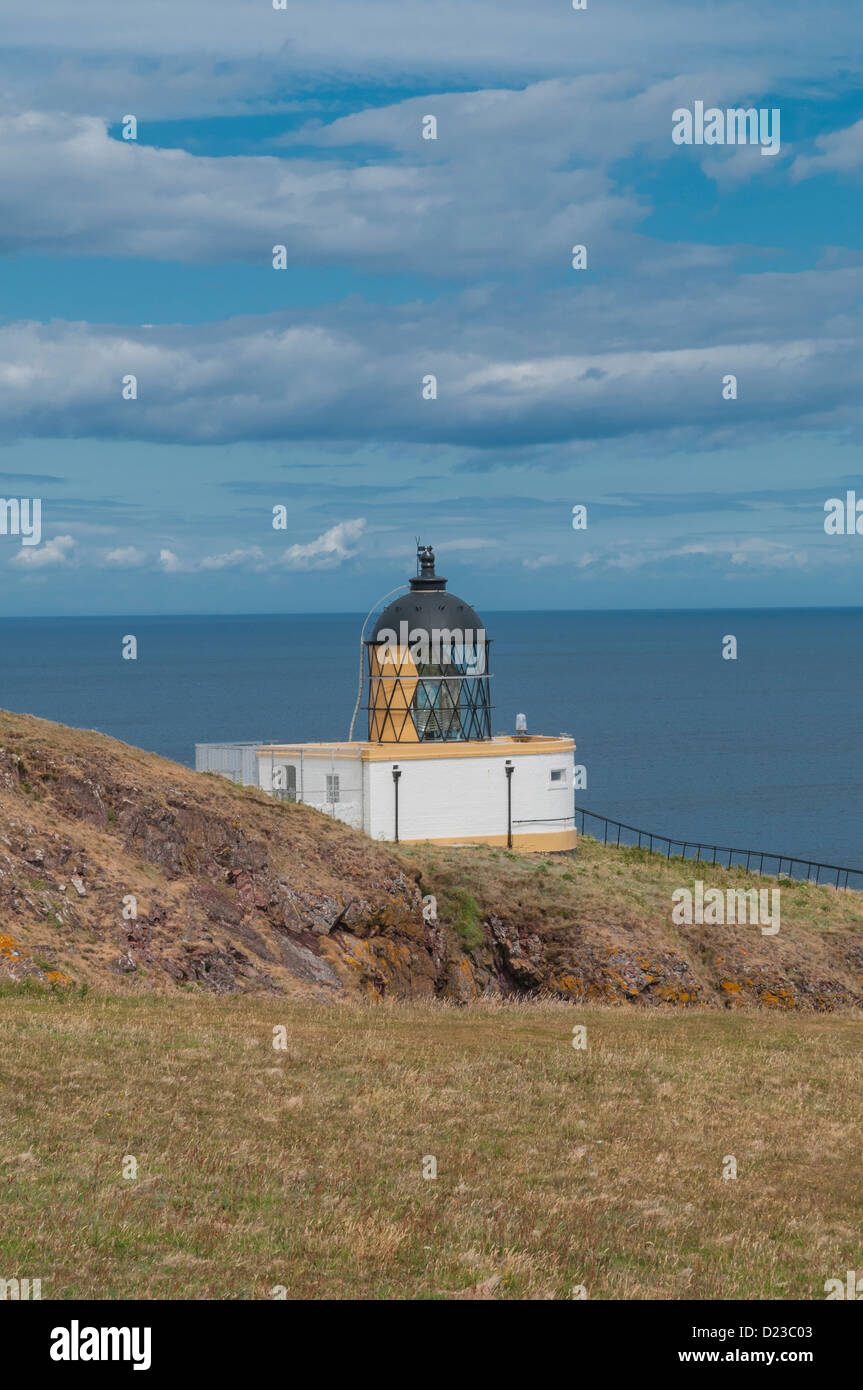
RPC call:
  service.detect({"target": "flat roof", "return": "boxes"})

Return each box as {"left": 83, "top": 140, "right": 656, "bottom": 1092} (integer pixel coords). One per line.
{"left": 254, "top": 734, "right": 575, "bottom": 761}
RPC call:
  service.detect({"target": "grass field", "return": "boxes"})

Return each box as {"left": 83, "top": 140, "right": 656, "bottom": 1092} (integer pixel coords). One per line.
{"left": 1, "top": 988, "right": 860, "bottom": 1300}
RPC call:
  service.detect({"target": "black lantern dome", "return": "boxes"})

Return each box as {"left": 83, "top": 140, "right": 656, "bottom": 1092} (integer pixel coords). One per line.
{"left": 366, "top": 544, "right": 492, "bottom": 743}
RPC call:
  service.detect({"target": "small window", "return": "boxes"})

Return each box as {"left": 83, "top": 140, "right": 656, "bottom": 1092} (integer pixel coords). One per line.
{"left": 550, "top": 767, "right": 566, "bottom": 785}
{"left": 326, "top": 773, "right": 340, "bottom": 803}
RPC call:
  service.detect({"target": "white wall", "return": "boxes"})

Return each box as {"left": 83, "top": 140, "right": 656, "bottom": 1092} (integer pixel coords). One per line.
{"left": 366, "top": 750, "right": 574, "bottom": 843}
{"left": 256, "top": 753, "right": 364, "bottom": 831}
{"left": 195, "top": 742, "right": 262, "bottom": 785}
{"left": 250, "top": 744, "right": 574, "bottom": 845}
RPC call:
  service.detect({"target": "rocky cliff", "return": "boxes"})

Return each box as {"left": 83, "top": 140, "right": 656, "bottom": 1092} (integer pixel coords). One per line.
{"left": 1, "top": 709, "right": 861, "bottom": 1010}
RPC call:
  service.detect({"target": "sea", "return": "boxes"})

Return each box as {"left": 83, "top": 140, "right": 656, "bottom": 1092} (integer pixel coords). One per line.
{"left": 1, "top": 608, "right": 861, "bottom": 873}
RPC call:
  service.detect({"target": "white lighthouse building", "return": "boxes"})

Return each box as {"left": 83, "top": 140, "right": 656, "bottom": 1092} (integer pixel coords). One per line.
{"left": 196, "top": 544, "right": 577, "bottom": 853}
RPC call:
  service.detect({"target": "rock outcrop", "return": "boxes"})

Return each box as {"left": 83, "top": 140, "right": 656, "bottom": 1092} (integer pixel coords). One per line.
{"left": 1, "top": 709, "right": 861, "bottom": 1010}
{"left": 0, "top": 709, "right": 444, "bottom": 999}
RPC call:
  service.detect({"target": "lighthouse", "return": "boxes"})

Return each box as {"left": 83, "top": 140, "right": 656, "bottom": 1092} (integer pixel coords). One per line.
{"left": 196, "top": 543, "right": 577, "bottom": 852}
{"left": 367, "top": 544, "right": 491, "bottom": 744}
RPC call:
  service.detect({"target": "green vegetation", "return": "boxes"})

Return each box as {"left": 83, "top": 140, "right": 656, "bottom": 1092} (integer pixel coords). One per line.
{"left": 451, "top": 890, "right": 484, "bottom": 949}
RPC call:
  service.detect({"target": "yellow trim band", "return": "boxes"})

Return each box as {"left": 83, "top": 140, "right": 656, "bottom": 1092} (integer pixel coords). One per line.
{"left": 398, "top": 828, "right": 578, "bottom": 853}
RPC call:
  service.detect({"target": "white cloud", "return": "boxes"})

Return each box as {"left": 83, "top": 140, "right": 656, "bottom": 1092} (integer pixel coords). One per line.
{"left": 537, "top": 534, "right": 811, "bottom": 576}
{"left": 199, "top": 546, "right": 265, "bottom": 570}
{"left": 522, "top": 554, "right": 559, "bottom": 570}
{"left": 791, "top": 119, "right": 863, "bottom": 182}
{"left": 0, "top": 75, "right": 793, "bottom": 275}
{"left": 0, "top": 104, "right": 643, "bottom": 273}
{"left": 673, "top": 537, "right": 809, "bottom": 569}
{"left": 0, "top": 1, "right": 857, "bottom": 121}
{"left": 149, "top": 534, "right": 362, "bottom": 575}
{"left": 104, "top": 545, "right": 147, "bottom": 567}
{"left": 10, "top": 534, "right": 76, "bottom": 568}
{"left": 0, "top": 301, "right": 860, "bottom": 455}
{"left": 728, "top": 538, "right": 809, "bottom": 569}
{"left": 158, "top": 548, "right": 183, "bottom": 573}
{"left": 700, "top": 139, "right": 791, "bottom": 188}
{"left": 281, "top": 519, "right": 366, "bottom": 570}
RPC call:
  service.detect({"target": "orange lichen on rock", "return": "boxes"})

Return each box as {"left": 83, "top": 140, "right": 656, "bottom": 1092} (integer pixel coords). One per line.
{"left": 0, "top": 933, "right": 69, "bottom": 986}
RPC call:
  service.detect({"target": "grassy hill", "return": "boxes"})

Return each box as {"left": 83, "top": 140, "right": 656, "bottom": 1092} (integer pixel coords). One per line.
{"left": 2, "top": 709, "right": 861, "bottom": 1299}
{"left": 1, "top": 706, "right": 862, "bottom": 1009}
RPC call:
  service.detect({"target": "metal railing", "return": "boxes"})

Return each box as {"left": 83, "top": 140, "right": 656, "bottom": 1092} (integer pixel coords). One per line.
{"left": 574, "top": 805, "right": 863, "bottom": 891}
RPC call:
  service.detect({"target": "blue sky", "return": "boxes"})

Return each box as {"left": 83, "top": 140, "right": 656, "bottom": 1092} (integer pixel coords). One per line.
{"left": 0, "top": 0, "right": 862, "bottom": 615}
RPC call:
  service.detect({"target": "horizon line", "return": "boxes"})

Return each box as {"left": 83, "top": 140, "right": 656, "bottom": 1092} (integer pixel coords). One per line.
{"left": 3, "top": 603, "right": 863, "bottom": 621}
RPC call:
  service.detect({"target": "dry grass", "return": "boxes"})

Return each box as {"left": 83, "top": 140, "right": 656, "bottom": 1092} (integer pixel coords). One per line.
{"left": 1, "top": 988, "right": 860, "bottom": 1299}
{"left": 406, "top": 835, "right": 863, "bottom": 1007}
{"left": 411, "top": 833, "right": 863, "bottom": 936}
